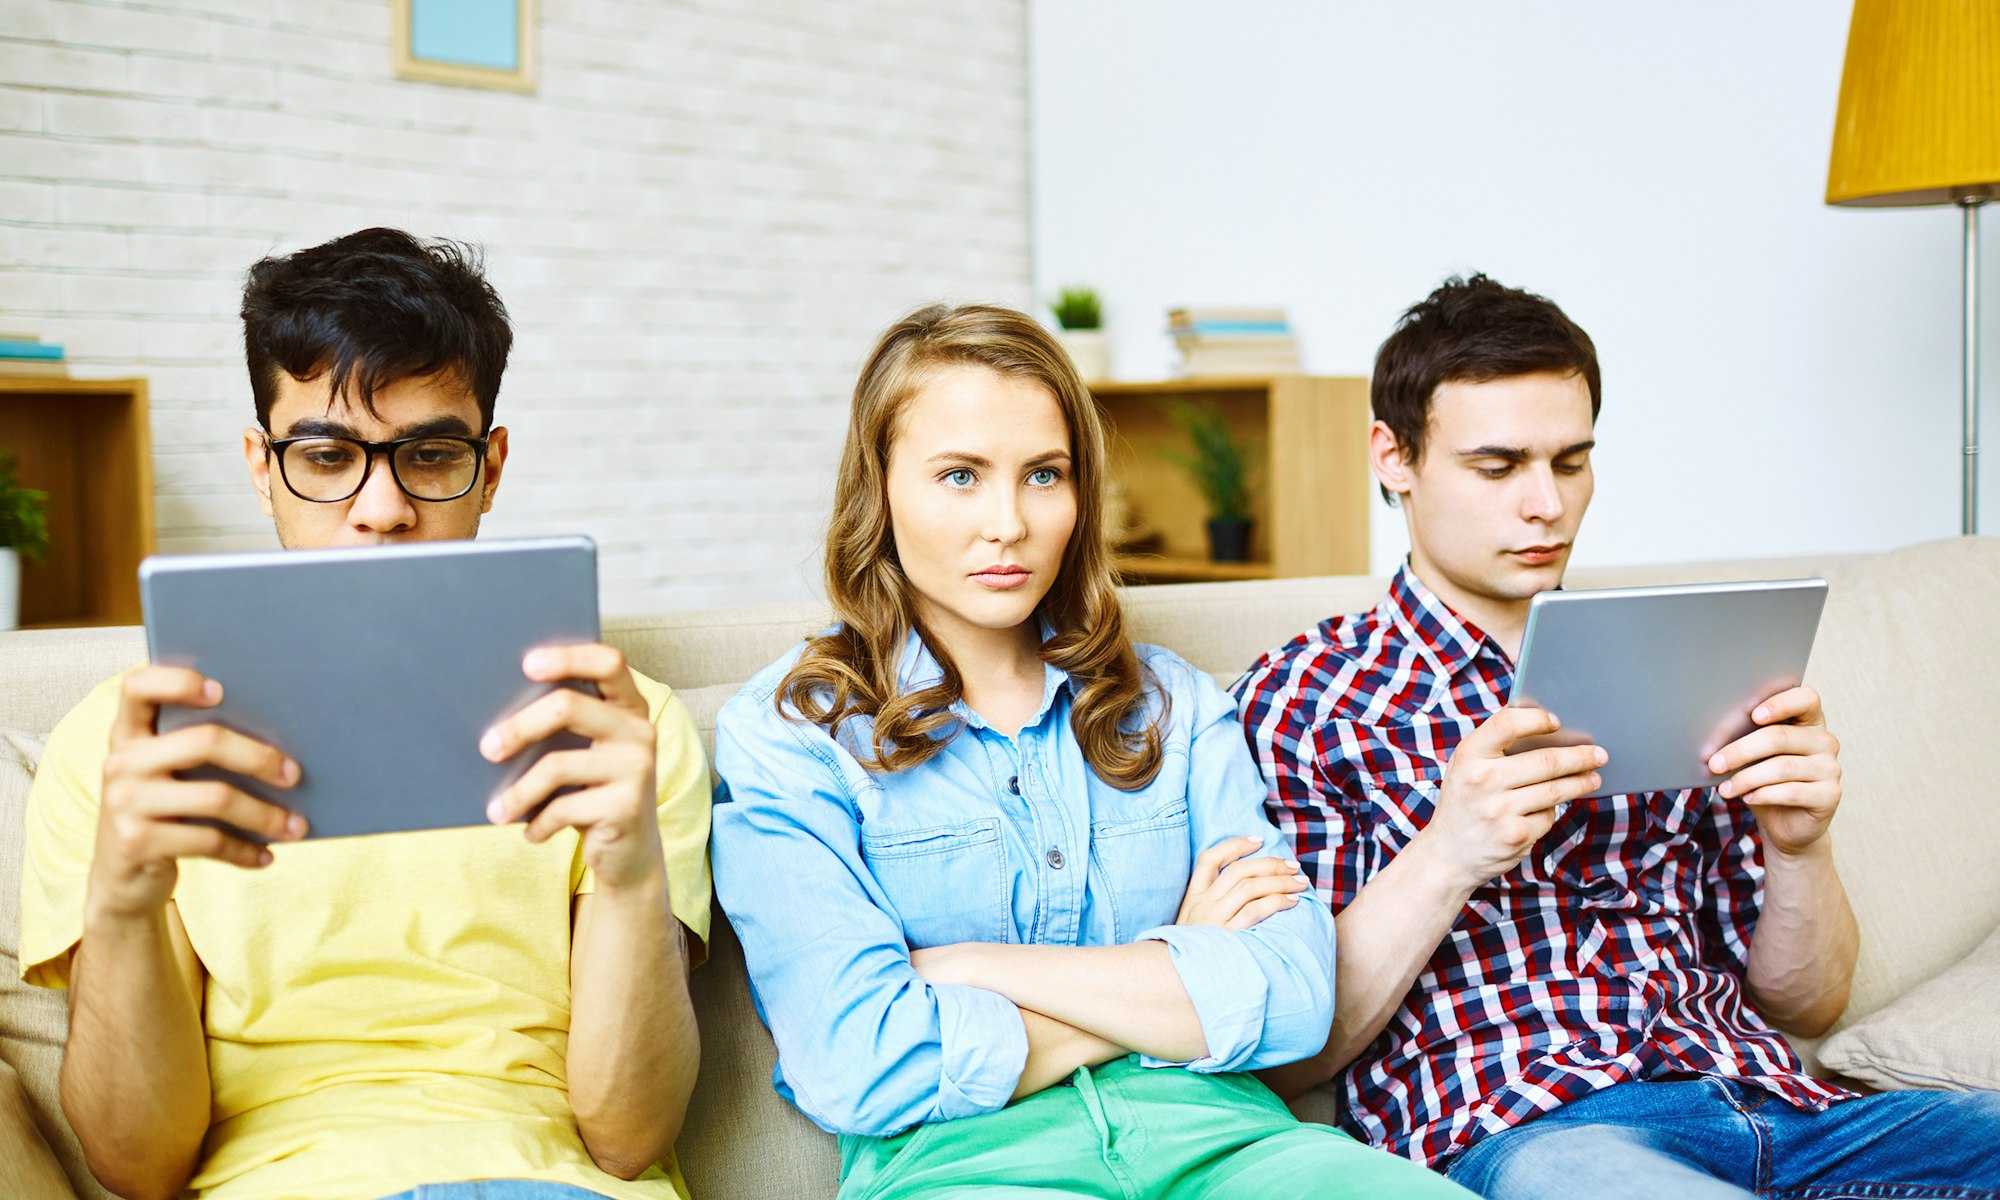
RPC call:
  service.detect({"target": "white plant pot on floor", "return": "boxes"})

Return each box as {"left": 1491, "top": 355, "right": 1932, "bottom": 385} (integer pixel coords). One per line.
{"left": 1056, "top": 329, "right": 1111, "bottom": 383}
{"left": 0, "top": 547, "right": 18, "bottom": 631}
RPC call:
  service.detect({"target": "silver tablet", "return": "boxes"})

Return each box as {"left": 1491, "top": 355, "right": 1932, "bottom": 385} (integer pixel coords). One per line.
{"left": 1508, "top": 578, "right": 1829, "bottom": 798}
{"left": 140, "top": 536, "right": 600, "bottom": 840}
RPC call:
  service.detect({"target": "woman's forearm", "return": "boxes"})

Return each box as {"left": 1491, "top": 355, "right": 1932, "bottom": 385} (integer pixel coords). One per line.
{"left": 921, "top": 942, "right": 1208, "bottom": 1063}
{"left": 1014, "top": 1007, "right": 1125, "bottom": 1099}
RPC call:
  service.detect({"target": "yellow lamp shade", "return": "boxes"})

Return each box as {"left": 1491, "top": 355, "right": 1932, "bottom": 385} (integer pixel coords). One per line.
{"left": 1826, "top": 0, "right": 2000, "bottom": 207}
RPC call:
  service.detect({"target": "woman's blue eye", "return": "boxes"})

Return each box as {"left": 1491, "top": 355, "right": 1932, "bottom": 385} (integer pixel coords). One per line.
{"left": 943, "top": 468, "right": 976, "bottom": 488}
{"left": 1028, "top": 467, "right": 1060, "bottom": 486}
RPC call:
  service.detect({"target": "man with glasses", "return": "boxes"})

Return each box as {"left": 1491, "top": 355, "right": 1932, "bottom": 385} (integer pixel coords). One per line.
{"left": 17, "top": 228, "right": 712, "bottom": 1200}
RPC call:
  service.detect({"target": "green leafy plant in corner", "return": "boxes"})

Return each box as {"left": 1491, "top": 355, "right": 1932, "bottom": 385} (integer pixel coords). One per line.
{"left": 0, "top": 452, "right": 50, "bottom": 561}
{"left": 1165, "top": 401, "right": 1255, "bottom": 521}
{"left": 1051, "top": 286, "right": 1102, "bottom": 331}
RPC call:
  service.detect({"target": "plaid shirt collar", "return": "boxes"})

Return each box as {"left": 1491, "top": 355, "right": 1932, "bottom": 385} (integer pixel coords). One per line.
{"left": 1383, "top": 561, "right": 1506, "bottom": 682}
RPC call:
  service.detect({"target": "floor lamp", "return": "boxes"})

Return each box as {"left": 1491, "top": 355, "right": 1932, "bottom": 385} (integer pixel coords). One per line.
{"left": 1826, "top": 0, "right": 2000, "bottom": 535}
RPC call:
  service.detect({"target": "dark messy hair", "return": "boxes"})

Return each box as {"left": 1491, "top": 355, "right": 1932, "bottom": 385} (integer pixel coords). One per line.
{"left": 1371, "top": 273, "right": 1600, "bottom": 504}
{"left": 240, "top": 227, "right": 513, "bottom": 431}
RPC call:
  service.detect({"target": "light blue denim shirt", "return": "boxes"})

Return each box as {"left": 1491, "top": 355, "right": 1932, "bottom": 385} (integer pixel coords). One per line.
{"left": 709, "top": 628, "right": 1337, "bottom": 1138}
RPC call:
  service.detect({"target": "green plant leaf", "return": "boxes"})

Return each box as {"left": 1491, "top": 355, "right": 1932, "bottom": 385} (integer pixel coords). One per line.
{"left": 0, "top": 451, "right": 51, "bottom": 561}
{"left": 1162, "top": 401, "right": 1255, "bottom": 520}
{"left": 1051, "top": 286, "right": 1102, "bottom": 331}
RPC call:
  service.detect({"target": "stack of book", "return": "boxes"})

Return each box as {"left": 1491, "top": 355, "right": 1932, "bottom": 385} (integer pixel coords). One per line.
{"left": 1167, "top": 306, "right": 1301, "bottom": 377}
{"left": 0, "top": 333, "right": 66, "bottom": 377}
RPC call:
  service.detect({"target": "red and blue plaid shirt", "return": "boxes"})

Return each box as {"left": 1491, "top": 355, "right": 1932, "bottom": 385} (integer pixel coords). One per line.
{"left": 1231, "top": 563, "right": 1852, "bottom": 1165}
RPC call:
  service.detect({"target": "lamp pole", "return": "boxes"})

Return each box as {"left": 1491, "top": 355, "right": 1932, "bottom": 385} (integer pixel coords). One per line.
{"left": 1963, "top": 196, "right": 1984, "bottom": 536}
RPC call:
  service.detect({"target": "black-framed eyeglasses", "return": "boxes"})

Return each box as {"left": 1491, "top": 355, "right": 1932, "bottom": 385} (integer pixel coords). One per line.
{"left": 264, "top": 434, "right": 490, "bottom": 504}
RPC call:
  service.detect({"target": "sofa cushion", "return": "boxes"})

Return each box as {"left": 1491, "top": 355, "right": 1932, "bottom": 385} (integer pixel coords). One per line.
{"left": 1, "top": 729, "right": 108, "bottom": 1200}
{"left": 1797, "top": 539, "right": 2000, "bottom": 1034}
{"left": 0, "top": 1054, "right": 74, "bottom": 1200}
{"left": 2, "top": 538, "right": 1997, "bottom": 1200}
{"left": 1817, "top": 921, "right": 2000, "bottom": 1092}
{"left": 678, "top": 917, "right": 839, "bottom": 1200}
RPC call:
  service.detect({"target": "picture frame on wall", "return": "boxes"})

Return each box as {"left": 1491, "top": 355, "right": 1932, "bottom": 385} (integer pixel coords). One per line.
{"left": 391, "top": 0, "right": 537, "bottom": 93}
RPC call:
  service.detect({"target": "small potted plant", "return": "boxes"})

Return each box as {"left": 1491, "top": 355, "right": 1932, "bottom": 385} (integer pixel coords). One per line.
{"left": 1051, "top": 286, "right": 1111, "bottom": 382}
{"left": 0, "top": 451, "right": 49, "bottom": 631}
{"left": 1167, "top": 402, "right": 1256, "bottom": 562}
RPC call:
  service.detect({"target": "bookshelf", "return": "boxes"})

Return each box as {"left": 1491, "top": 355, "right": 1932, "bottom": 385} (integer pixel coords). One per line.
{"left": 0, "top": 375, "right": 154, "bottom": 628}
{"left": 1092, "top": 375, "right": 1371, "bottom": 584}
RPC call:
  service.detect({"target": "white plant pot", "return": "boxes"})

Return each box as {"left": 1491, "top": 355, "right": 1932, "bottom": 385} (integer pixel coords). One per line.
{"left": 1056, "top": 329, "right": 1112, "bottom": 383}
{"left": 0, "top": 547, "right": 18, "bottom": 632}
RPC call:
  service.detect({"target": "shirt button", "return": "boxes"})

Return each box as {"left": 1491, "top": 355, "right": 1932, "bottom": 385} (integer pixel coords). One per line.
{"left": 1008, "top": 776, "right": 1020, "bottom": 795}
{"left": 1046, "top": 847, "right": 1066, "bottom": 870}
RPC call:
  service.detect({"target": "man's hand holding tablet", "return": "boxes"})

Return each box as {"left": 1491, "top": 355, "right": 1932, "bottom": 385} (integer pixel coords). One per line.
{"left": 1706, "top": 685, "right": 1843, "bottom": 858}
{"left": 89, "top": 665, "right": 308, "bottom": 920}
{"left": 1414, "top": 707, "right": 1607, "bottom": 890}
{"left": 480, "top": 643, "right": 667, "bottom": 893}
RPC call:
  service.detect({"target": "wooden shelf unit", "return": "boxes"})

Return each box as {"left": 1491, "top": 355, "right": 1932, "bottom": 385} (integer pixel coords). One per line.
{"left": 0, "top": 375, "right": 154, "bottom": 628}
{"left": 1091, "top": 375, "right": 1371, "bottom": 584}
{"left": 1110, "top": 553, "right": 1274, "bottom": 583}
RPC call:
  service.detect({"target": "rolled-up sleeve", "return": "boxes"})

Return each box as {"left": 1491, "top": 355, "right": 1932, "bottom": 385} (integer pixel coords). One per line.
{"left": 1134, "top": 662, "right": 1336, "bottom": 1073}
{"left": 710, "top": 683, "right": 1027, "bottom": 1136}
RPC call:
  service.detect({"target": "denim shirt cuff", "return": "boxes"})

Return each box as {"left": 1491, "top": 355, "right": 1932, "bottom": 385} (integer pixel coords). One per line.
{"left": 931, "top": 982, "right": 1028, "bottom": 1118}
{"left": 1133, "top": 924, "right": 1269, "bottom": 1072}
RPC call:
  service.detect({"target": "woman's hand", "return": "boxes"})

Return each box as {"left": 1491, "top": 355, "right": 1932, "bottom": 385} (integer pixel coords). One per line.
{"left": 1176, "top": 835, "right": 1310, "bottom": 930}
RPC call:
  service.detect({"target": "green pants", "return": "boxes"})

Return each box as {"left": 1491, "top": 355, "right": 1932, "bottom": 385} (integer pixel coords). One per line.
{"left": 836, "top": 1056, "right": 1472, "bottom": 1199}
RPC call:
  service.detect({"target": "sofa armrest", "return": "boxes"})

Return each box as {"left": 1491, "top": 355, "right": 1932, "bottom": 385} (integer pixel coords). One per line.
{"left": 0, "top": 1056, "right": 77, "bottom": 1198}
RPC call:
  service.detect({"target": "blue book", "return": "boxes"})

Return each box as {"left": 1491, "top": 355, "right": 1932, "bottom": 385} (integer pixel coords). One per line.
{"left": 0, "top": 341, "right": 64, "bottom": 360}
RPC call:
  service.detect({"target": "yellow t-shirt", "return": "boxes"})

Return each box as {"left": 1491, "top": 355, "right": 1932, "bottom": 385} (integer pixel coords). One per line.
{"left": 19, "top": 668, "right": 713, "bottom": 1200}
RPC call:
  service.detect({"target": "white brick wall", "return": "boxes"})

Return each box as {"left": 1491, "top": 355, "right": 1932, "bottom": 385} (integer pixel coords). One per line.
{"left": 0, "top": 0, "right": 1030, "bottom": 612}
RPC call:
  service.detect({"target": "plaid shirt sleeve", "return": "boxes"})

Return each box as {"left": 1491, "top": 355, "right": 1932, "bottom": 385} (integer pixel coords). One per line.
{"left": 1232, "top": 651, "right": 1377, "bottom": 914}
{"left": 1691, "top": 786, "right": 1767, "bottom": 975}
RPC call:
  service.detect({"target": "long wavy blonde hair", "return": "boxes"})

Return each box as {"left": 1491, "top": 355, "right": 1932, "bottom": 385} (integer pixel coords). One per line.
{"left": 777, "top": 303, "right": 1166, "bottom": 788}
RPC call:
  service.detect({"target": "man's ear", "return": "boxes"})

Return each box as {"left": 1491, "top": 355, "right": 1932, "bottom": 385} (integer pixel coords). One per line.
{"left": 479, "top": 425, "right": 509, "bottom": 514}
{"left": 243, "top": 426, "right": 276, "bottom": 518}
{"left": 1369, "top": 419, "right": 1416, "bottom": 504}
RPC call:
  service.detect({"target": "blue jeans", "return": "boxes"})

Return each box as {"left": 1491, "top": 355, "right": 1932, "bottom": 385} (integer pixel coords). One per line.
{"left": 1446, "top": 1078, "right": 2000, "bottom": 1199}
{"left": 378, "top": 1185, "right": 609, "bottom": 1200}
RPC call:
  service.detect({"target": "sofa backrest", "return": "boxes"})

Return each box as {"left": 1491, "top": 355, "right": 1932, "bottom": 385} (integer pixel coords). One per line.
{"left": 3, "top": 538, "right": 1997, "bottom": 1200}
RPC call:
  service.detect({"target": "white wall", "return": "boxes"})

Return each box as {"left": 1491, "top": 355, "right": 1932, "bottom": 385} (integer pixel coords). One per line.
{"left": 0, "top": 0, "right": 1028, "bottom": 612}
{"left": 1030, "top": 1, "right": 2000, "bottom": 575}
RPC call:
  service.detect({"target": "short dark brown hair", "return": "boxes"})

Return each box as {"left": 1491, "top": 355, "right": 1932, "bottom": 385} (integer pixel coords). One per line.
{"left": 1371, "top": 273, "right": 1600, "bottom": 504}
{"left": 240, "top": 227, "right": 513, "bottom": 432}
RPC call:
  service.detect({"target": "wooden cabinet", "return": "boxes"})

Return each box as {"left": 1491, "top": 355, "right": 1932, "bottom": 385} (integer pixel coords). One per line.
{"left": 1091, "top": 375, "right": 1372, "bottom": 583}
{"left": 0, "top": 375, "right": 154, "bottom": 627}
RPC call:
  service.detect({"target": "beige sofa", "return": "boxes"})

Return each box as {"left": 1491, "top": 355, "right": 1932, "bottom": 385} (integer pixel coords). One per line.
{"left": 3, "top": 537, "right": 1998, "bottom": 1199}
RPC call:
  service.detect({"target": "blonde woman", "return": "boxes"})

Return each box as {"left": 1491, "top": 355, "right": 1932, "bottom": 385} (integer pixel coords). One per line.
{"left": 710, "top": 304, "right": 1469, "bottom": 1198}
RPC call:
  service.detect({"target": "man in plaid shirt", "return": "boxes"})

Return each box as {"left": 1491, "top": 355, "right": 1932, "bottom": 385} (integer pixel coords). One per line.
{"left": 1232, "top": 275, "right": 1999, "bottom": 1197}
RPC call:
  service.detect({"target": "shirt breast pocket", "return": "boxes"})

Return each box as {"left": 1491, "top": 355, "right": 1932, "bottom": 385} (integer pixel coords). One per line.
{"left": 1357, "top": 766, "right": 1440, "bottom": 862}
{"left": 860, "top": 817, "right": 1011, "bottom": 950}
{"left": 1089, "top": 793, "right": 1194, "bottom": 943}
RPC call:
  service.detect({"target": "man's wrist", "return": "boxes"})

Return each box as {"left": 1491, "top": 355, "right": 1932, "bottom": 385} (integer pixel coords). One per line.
{"left": 1764, "top": 833, "right": 1835, "bottom": 873}
{"left": 1399, "top": 829, "right": 1484, "bottom": 905}
{"left": 82, "top": 877, "right": 171, "bottom": 937}
{"left": 590, "top": 854, "right": 671, "bottom": 907}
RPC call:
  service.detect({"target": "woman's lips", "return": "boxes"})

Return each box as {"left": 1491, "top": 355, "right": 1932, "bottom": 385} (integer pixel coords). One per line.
{"left": 971, "top": 568, "right": 1031, "bottom": 591}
